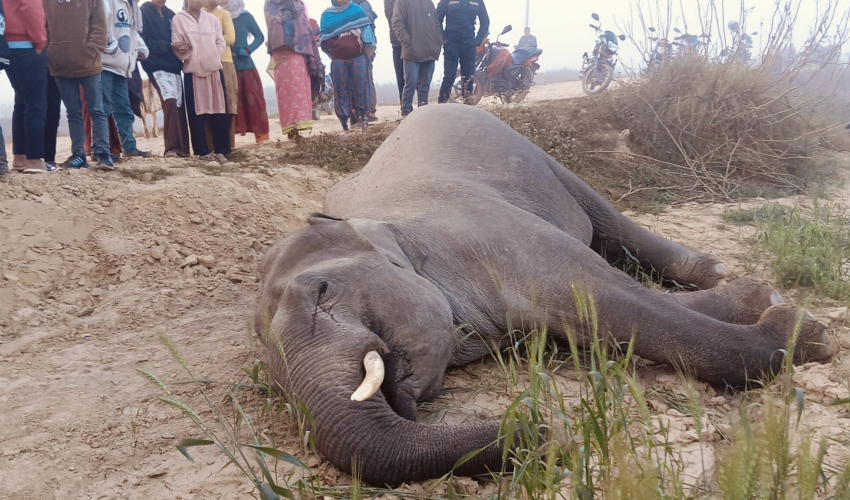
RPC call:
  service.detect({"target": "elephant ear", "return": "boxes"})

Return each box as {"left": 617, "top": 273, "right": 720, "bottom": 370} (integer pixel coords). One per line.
{"left": 385, "top": 224, "right": 429, "bottom": 271}
{"left": 346, "top": 219, "right": 428, "bottom": 271}
{"left": 307, "top": 212, "right": 344, "bottom": 224}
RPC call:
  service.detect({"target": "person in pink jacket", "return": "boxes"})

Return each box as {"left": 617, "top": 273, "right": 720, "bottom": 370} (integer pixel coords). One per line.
{"left": 171, "top": 0, "right": 231, "bottom": 161}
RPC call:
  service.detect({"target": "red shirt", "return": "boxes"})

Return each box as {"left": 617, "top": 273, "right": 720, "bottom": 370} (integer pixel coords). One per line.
{"left": 2, "top": 0, "right": 47, "bottom": 51}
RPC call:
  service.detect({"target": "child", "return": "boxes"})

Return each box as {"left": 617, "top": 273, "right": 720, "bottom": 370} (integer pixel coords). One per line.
{"left": 172, "top": 0, "right": 231, "bottom": 161}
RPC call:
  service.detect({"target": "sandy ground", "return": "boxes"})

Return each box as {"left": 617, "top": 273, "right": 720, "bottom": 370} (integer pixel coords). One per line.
{"left": 1, "top": 80, "right": 848, "bottom": 499}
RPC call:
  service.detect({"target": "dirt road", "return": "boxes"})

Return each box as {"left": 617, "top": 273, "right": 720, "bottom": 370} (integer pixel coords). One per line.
{"left": 1, "top": 80, "right": 847, "bottom": 499}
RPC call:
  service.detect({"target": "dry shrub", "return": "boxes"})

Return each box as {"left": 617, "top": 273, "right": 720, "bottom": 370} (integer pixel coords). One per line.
{"left": 607, "top": 58, "right": 821, "bottom": 200}
{"left": 282, "top": 123, "right": 397, "bottom": 173}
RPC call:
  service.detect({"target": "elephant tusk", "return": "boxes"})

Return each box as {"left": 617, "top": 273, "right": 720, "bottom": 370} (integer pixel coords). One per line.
{"left": 350, "top": 351, "right": 385, "bottom": 401}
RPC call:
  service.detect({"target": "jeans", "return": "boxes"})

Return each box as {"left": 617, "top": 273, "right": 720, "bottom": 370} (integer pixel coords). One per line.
{"left": 55, "top": 74, "right": 111, "bottom": 159}
{"left": 45, "top": 75, "right": 62, "bottom": 163}
{"left": 7, "top": 48, "right": 48, "bottom": 159}
{"left": 439, "top": 39, "right": 477, "bottom": 102}
{"left": 401, "top": 59, "right": 435, "bottom": 115}
{"left": 101, "top": 71, "right": 138, "bottom": 153}
{"left": 392, "top": 45, "right": 404, "bottom": 102}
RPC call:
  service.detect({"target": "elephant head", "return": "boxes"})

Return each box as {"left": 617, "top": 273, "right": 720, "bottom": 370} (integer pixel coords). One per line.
{"left": 255, "top": 214, "right": 504, "bottom": 486}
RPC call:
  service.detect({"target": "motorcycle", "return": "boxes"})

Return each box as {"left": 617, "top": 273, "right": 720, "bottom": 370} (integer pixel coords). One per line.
{"left": 449, "top": 25, "right": 542, "bottom": 105}
{"left": 581, "top": 13, "right": 626, "bottom": 95}
{"left": 644, "top": 26, "right": 711, "bottom": 73}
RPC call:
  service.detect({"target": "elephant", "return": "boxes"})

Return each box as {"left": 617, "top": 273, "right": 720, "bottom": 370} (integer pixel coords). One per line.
{"left": 254, "top": 104, "right": 835, "bottom": 486}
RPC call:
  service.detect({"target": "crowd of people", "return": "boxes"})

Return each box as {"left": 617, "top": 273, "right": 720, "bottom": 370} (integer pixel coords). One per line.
{"left": 0, "top": 0, "right": 492, "bottom": 181}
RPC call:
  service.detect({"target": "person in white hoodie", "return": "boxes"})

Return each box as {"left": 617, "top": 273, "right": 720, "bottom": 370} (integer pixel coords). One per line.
{"left": 99, "top": 0, "right": 150, "bottom": 166}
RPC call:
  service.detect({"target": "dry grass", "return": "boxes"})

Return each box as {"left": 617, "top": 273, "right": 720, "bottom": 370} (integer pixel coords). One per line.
{"left": 281, "top": 123, "right": 397, "bottom": 173}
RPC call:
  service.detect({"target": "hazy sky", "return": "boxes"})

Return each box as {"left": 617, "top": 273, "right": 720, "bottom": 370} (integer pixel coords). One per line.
{"left": 0, "top": 0, "right": 839, "bottom": 109}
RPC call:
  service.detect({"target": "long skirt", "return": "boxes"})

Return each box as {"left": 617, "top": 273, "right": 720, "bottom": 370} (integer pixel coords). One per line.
{"left": 272, "top": 47, "right": 313, "bottom": 135}
{"left": 330, "top": 54, "right": 372, "bottom": 130}
{"left": 151, "top": 72, "right": 191, "bottom": 156}
{"left": 206, "top": 62, "right": 238, "bottom": 149}
{"left": 235, "top": 67, "right": 270, "bottom": 142}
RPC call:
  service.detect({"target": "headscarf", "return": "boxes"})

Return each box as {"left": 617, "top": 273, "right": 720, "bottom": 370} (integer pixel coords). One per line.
{"left": 224, "top": 0, "right": 245, "bottom": 18}
{"left": 319, "top": 0, "right": 372, "bottom": 43}
{"left": 264, "top": 0, "right": 316, "bottom": 56}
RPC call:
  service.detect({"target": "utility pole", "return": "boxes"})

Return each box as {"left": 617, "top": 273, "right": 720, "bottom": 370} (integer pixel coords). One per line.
{"left": 525, "top": 0, "right": 530, "bottom": 29}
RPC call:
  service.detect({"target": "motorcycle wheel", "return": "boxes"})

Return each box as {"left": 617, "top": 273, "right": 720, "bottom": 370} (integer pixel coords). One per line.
{"left": 581, "top": 62, "right": 613, "bottom": 95}
{"left": 448, "top": 73, "right": 485, "bottom": 106}
{"left": 513, "top": 67, "right": 535, "bottom": 104}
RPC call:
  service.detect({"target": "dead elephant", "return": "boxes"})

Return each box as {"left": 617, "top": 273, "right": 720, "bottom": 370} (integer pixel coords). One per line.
{"left": 255, "top": 104, "right": 834, "bottom": 486}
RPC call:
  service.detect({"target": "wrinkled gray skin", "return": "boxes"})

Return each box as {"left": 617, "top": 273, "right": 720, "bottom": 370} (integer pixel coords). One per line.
{"left": 256, "top": 105, "right": 835, "bottom": 486}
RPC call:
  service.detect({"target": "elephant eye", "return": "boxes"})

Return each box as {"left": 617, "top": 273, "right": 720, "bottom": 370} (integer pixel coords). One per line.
{"left": 318, "top": 281, "right": 329, "bottom": 298}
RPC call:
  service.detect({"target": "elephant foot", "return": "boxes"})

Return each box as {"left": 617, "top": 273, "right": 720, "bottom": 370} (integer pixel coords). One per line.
{"left": 672, "top": 252, "right": 728, "bottom": 290}
{"left": 672, "top": 276, "right": 782, "bottom": 325}
{"left": 757, "top": 303, "right": 835, "bottom": 364}
{"left": 719, "top": 277, "right": 784, "bottom": 325}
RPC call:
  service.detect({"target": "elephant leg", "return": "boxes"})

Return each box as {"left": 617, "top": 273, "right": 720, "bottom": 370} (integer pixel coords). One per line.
{"left": 669, "top": 276, "right": 783, "bottom": 325}
{"left": 555, "top": 255, "right": 833, "bottom": 386}
{"left": 546, "top": 157, "right": 726, "bottom": 289}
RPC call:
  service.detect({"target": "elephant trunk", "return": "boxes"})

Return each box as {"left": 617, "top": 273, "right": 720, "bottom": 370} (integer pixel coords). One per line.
{"left": 271, "top": 320, "right": 505, "bottom": 486}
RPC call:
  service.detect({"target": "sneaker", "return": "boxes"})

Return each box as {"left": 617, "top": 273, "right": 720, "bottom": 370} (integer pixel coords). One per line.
{"left": 123, "top": 149, "right": 151, "bottom": 158}
{"left": 66, "top": 155, "right": 90, "bottom": 169}
{"left": 366, "top": 115, "right": 378, "bottom": 123}
{"left": 96, "top": 155, "right": 114, "bottom": 171}
{"left": 0, "top": 172, "right": 8, "bottom": 183}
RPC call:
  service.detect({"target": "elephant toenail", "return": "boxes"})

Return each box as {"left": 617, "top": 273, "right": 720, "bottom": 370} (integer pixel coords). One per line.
{"left": 770, "top": 291, "right": 783, "bottom": 305}
{"left": 715, "top": 263, "right": 727, "bottom": 275}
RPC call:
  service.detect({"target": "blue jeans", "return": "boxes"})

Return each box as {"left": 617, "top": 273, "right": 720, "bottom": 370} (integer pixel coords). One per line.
{"left": 401, "top": 59, "right": 435, "bottom": 114}
{"left": 55, "top": 74, "right": 111, "bottom": 159}
{"left": 101, "top": 71, "right": 137, "bottom": 153}
{"left": 7, "top": 48, "right": 48, "bottom": 159}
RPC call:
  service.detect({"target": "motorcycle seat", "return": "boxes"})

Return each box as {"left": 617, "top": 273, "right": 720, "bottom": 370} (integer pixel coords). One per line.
{"left": 511, "top": 47, "right": 542, "bottom": 65}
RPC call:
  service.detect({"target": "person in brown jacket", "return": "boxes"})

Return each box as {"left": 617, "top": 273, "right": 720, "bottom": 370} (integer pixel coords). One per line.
{"left": 44, "top": 0, "right": 114, "bottom": 169}
{"left": 391, "top": 0, "right": 442, "bottom": 116}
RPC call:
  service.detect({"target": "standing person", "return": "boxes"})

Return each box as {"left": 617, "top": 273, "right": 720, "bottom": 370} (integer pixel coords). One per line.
{"left": 352, "top": 0, "right": 377, "bottom": 122}
{"left": 3, "top": 0, "right": 52, "bottom": 173}
{"left": 228, "top": 0, "right": 270, "bottom": 144}
{"left": 436, "top": 0, "right": 488, "bottom": 103}
{"left": 43, "top": 76, "right": 62, "bottom": 170}
{"left": 392, "top": 0, "right": 442, "bottom": 117}
{"left": 101, "top": 0, "right": 151, "bottom": 165}
{"left": 202, "top": 0, "right": 237, "bottom": 147}
{"left": 383, "top": 0, "right": 404, "bottom": 102}
{"left": 44, "top": 0, "right": 112, "bottom": 170}
{"left": 172, "top": 0, "right": 232, "bottom": 160}
{"left": 319, "top": 0, "right": 376, "bottom": 133}
{"left": 140, "top": 0, "right": 191, "bottom": 157}
{"left": 264, "top": 0, "right": 321, "bottom": 140}
{"left": 0, "top": 0, "right": 9, "bottom": 182}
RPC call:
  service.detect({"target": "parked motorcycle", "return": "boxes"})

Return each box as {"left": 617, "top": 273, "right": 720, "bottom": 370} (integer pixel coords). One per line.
{"left": 644, "top": 26, "right": 711, "bottom": 73}
{"left": 581, "top": 13, "right": 626, "bottom": 95}
{"left": 449, "top": 25, "right": 542, "bottom": 105}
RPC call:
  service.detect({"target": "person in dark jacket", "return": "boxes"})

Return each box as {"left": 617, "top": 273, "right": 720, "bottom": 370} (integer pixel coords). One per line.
{"left": 436, "top": 0, "right": 488, "bottom": 103}
{"left": 392, "top": 0, "right": 442, "bottom": 117}
{"left": 140, "top": 0, "right": 191, "bottom": 157}
{"left": 383, "top": 0, "right": 404, "bottom": 102}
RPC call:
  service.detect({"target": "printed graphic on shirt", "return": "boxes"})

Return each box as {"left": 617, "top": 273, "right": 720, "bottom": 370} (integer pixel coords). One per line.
{"left": 0, "top": 12, "right": 5, "bottom": 36}
{"left": 118, "top": 34, "right": 131, "bottom": 53}
{"left": 116, "top": 9, "right": 131, "bottom": 28}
